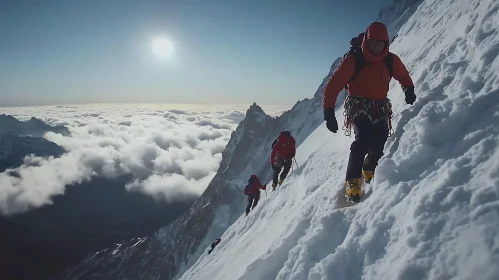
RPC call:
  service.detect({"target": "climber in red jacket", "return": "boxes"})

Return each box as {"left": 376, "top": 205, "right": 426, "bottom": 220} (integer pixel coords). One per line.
{"left": 270, "top": 131, "right": 296, "bottom": 190}
{"left": 322, "top": 21, "right": 416, "bottom": 202}
{"left": 243, "top": 175, "right": 266, "bottom": 216}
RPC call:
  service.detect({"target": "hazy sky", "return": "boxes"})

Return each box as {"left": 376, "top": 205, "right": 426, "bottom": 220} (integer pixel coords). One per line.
{"left": 0, "top": 0, "right": 394, "bottom": 107}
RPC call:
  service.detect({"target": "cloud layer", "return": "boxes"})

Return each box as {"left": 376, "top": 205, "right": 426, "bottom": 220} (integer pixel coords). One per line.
{"left": 0, "top": 104, "right": 289, "bottom": 215}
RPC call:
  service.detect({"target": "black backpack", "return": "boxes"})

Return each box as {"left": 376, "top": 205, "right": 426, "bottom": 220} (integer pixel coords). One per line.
{"left": 271, "top": 131, "right": 291, "bottom": 149}
{"left": 343, "top": 33, "right": 394, "bottom": 90}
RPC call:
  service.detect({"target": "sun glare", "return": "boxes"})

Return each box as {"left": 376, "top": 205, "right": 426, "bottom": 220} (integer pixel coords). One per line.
{"left": 152, "top": 37, "right": 174, "bottom": 59}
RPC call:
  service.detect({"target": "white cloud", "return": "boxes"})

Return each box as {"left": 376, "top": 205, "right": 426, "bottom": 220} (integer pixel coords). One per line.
{"left": 0, "top": 104, "right": 291, "bottom": 215}
{"left": 0, "top": 154, "right": 93, "bottom": 215}
{"left": 125, "top": 173, "right": 214, "bottom": 203}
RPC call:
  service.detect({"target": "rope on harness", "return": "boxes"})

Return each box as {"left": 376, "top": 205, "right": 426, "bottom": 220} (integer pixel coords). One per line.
{"left": 342, "top": 95, "right": 394, "bottom": 137}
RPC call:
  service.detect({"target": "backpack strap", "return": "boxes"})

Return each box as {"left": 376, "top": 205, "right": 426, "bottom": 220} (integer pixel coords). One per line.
{"left": 384, "top": 52, "right": 394, "bottom": 80}
{"left": 349, "top": 51, "right": 365, "bottom": 85}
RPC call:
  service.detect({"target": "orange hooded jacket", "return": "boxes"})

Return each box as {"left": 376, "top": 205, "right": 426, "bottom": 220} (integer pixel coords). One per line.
{"left": 323, "top": 22, "right": 414, "bottom": 109}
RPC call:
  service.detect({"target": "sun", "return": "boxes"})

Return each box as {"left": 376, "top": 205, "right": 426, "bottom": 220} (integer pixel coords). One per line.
{"left": 152, "top": 37, "right": 174, "bottom": 58}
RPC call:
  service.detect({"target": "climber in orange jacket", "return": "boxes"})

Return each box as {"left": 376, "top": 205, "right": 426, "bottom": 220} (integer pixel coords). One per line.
{"left": 322, "top": 21, "right": 416, "bottom": 202}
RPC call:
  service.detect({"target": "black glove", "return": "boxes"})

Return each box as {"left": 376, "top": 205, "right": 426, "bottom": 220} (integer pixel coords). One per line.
{"left": 323, "top": 108, "right": 338, "bottom": 133}
{"left": 404, "top": 87, "right": 416, "bottom": 105}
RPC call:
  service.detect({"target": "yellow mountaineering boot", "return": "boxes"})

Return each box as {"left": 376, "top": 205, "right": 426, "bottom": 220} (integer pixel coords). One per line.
{"left": 362, "top": 170, "right": 374, "bottom": 184}
{"left": 345, "top": 178, "right": 362, "bottom": 202}
{"left": 272, "top": 183, "right": 277, "bottom": 191}
{"left": 279, "top": 178, "right": 285, "bottom": 186}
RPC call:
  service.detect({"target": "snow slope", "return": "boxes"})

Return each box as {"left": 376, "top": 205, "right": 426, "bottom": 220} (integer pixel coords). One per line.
{"left": 179, "top": 0, "right": 499, "bottom": 279}
{"left": 375, "top": 0, "right": 424, "bottom": 39}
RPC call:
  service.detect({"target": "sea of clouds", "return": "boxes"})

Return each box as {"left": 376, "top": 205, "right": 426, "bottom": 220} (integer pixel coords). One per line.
{"left": 0, "top": 103, "right": 290, "bottom": 215}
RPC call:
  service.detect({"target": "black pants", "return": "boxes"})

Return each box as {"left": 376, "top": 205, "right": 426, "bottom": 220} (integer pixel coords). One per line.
{"left": 208, "top": 244, "right": 216, "bottom": 254}
{"left": 272, "top": 159, "right": 292, "bottom": 185}
{"left": 346, "top": 114, "right": 389, "bottom": 181}
{"left": 246, "top": 192, "right": 260, "bottom": 215}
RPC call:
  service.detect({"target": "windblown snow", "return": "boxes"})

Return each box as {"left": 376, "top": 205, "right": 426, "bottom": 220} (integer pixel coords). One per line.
{"left": 179, "top": 0, "right": 499, "bottom": 279}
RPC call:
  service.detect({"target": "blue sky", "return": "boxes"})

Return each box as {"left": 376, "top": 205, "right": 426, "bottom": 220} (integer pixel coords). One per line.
{"left": 0, "top": 0, "right": 394, "bottom": 107}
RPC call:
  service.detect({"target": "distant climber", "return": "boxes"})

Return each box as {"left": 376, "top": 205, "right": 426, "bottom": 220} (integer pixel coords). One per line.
{"left": 322, "top": 21, "right": 416, "bottom": 202}
{"left": 243, "top": 175, "right": 267, "bottom": 216}
{"left": 270, "top": 131, "right": 296, "bottom": 190}
{"left": 208, "top": 237, "right": 221, "bottom": 254}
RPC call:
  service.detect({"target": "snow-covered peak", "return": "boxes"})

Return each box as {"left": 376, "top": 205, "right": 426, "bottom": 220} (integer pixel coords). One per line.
{"left": 0, "top": 132, "right": 65, "bottom": 172}
{"left": 248, "top": 103, "right": 270, "bottom": 123}
{"left": 0, "top": 114, "right": 68, "bottom": 138}
{"left": 0, "top": 115, "right": 68, "bottom": 172}
{"left": 248, "top": 102, "right": 264, "bottom": 113}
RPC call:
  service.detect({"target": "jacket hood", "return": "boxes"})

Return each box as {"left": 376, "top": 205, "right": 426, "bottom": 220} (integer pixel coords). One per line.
{"left": 365, "top": 22, "right": 389, "bottom": 42}
{"left": 361, "top": 22, "right": 390, "bottom": 62}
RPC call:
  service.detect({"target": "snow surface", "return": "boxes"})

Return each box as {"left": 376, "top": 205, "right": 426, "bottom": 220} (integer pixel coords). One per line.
{"left": 179, "top": 0, "right": 499, "bottom": 279}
